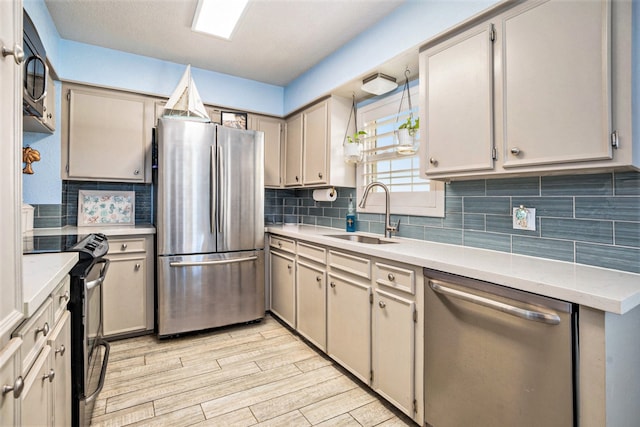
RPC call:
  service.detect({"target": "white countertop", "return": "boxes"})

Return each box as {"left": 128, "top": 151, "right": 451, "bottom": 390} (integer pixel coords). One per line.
{"left": 22, "top": 252, "right": 78, "bottom": 317}
{"left": 267, "top": 225, "right": 640, "bottom": 315}
{"left": 26, "top": 224, "right": 156, "bottom": 237}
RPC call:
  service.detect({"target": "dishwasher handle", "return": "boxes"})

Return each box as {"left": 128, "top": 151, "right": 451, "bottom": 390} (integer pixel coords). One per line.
{"left": 429, "top": 280, "right": 561, "bottom": 325}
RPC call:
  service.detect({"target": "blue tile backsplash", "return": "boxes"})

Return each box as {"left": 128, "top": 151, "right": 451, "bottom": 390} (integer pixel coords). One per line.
{"left": 32, "top": 172, "right": 639, "bottom": 274}
{"left": 265, "top": 172, "right": 640, "bottom": 274}
{"left": 31, "top": 180, "right": 152, "bottom": 228}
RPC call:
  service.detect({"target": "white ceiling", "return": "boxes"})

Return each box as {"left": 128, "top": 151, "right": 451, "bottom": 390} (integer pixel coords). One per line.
{"left": 44, "top": 0, "right": 408, "bottom": 88}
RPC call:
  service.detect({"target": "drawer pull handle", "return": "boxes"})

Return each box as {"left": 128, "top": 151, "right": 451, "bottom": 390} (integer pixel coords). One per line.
{"left": 278, "top": 241, "right": 282, "bottom": 248}
{"left": 121, "top": 243, "right": 128, "bottom": 250}
{"left": 59, "top": 291, "right": 70, "bottom": 303}
{"left": 2, "top": 376, "right": 24, "bottom": 398}
{"left": 135, "top": 263, "right": 141, "bottom": 270}
{"left": 330, "top": 282, "right": 336, "bottom": 288}
{"left": 35, "top": 322, "right": 50, "bottom": 337}
{"left": 379, "top": 301, "right": 386, "bottom": 308}
{"left": 42, "top": 369, "right": 55, "bottom": 383}
{"left": 387, "top": 273, "right": 395, "bottom": 281}
{"left": 55, "top": 345, "right": 66, "bottom": 356}
{"left": 316, "top": 276, "right": 322, "bottom": 282}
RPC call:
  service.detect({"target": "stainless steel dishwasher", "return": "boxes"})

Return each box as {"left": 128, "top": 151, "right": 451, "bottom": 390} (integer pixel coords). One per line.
{"left": 424, "top": 268, "right": 577, "bottom": 427}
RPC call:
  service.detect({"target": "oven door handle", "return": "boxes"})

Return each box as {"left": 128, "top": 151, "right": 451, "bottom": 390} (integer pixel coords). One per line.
{"left": 82, "top": 339, "right": 110, "bottom": 404}
{"left": 86, "top": 259, "right": 110, "bottom": 291}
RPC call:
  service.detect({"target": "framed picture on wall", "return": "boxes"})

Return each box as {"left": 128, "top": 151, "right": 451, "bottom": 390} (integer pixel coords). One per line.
{"left": 221, "top": 111, "right": 247, "bottom": 129}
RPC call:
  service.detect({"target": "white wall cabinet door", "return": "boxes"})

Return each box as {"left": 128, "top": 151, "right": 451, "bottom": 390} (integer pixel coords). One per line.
{"left": 63, "top": 85, "right": 153, "bottom": 183}
{"left": 0, "top": 0, "right": 23, "bottom": 340}
{"left": 302, "top": 100, "right": 328, "bottom": 185}
{"left": 327, "top": 274, "right": 371, "bottom": 384}
{"left": 251, "top": 115, "right": 284, "bottom": 188}
{"left": 296, "top": 261, "right": 326, "bottom": 351}
{"left": 420, "top": 23, "right": 495, "bottom": 177}
{"left": 270, "top": 250, "right": 296, "bottom": 328}
{"left": 500, "top": 0, "right": 611, "bottom": 168}
{"left": 372, "top": 289, "right": 415, "bottom": 417}
{"left": 284, "top": 114, "right": 303, "bottom": 187}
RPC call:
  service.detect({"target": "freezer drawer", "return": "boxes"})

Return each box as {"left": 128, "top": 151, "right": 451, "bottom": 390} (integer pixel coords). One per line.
{"left": 157, "top": 251, "right": 265, "bottom": 337}
{"left": 424, "top": 268, "right": 576, "bottom": 427}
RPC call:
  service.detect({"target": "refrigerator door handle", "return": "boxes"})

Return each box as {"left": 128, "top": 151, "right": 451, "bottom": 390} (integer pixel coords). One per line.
{"left": 210, "top": 145, "right": 216, "bottom": 234}
{"left": 170, "top": 256, "right": 258, "bottom": 267}
{"left": 217, "top": 144, "right": 223, "bottom": 234}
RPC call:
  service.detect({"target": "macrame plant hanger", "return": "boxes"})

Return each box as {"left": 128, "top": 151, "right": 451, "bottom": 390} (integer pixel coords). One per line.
{"left": 343, "top": 93, "right": 363, "bottom": 164}
{"left": 395, "top": 68, "right": 419, "bottom": 154}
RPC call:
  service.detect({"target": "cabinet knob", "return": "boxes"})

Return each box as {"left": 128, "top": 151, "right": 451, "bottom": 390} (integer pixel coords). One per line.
{"left": 379, "top": 301, "right": 386, "bottom": 309}
{"left": 316, "top": 276, "right": 322, "bottom": 282}
{"left": 42, "top": 369, "right": 55, "bottom": 383}
{"left": 278, "top": 242, "right": 282, "bottom": 248}
{"left": 55, "top": 345, "right": 66, "bottom": 356}
{"left": 135, "top": 263, "right": 141, "bottom": 270}
{"left": 134, "top": 169, "right": 140, "bottom": 175}
{"left": 387, "top": 273, "right": 395, "bottom": 281}
{"left": 318, "top": 172, "right": 323, "bottom": 179}
{"left": 429, "top": 158, "right": 438, "bottom": 166}
{"left": 295, "top": 175, "right": 299, "bottom": 182}
{"left": 330, "top": 282, "right": 336, "bottom": 288}
{"left": 287, "top": 264, "right": 292, "bottom": 270}
{"left": 1, "top": 44, "right": 24, "bottom": 65}
{"left": 47, "top": 113, "right": 52, "bottom": 119}
{"left": 59, "top": 291, "right": 70, "bottom": 303}
{"left": 510, "top": 147, "right": 521, "bottom": 156}
{"left": 2, "top": 376, "right": 24, "bottom": 398}
{"left": 121, "top": 243, "right": 128, "bottom": 250}
{"left": 35, "top": 322, "right": 50, "bottom": 337}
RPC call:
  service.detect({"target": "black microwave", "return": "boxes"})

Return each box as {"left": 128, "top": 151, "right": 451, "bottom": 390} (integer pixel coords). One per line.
{"left": 23, "top": 10, "right": 48, "bottom": 118}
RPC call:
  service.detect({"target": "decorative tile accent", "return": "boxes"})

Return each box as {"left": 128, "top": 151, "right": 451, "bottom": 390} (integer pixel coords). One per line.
{"left": 78, "top": 190, "right": 135, "bottom": 226}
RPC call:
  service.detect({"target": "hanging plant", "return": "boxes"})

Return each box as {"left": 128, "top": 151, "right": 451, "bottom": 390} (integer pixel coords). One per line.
{"left": 343, "top": 94, "right": 364, "bottom": 164}
{"left": 394, "top": 68, "right": 420, "bottom": 155}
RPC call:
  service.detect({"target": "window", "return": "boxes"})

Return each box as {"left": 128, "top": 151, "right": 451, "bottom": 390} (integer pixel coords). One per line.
{"left": 356, "top": 85, "right": 444, "bottom": 217}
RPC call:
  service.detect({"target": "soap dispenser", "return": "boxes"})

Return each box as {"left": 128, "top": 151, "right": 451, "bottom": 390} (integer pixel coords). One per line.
{"left": 346, "top": 195, "right": 356, "bottom": 232}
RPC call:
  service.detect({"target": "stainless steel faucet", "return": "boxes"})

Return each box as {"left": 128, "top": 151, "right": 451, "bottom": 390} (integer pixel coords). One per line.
{"left": 358, "top": 182, "right": 399, "bottom": 238}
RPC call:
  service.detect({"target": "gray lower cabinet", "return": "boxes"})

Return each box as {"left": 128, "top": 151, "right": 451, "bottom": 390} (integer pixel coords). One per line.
{"left": 268, "top": 235, "right": 424, "bottom": 424}
{"left": 103, "top": 235, "right": 154, "bottom": 338}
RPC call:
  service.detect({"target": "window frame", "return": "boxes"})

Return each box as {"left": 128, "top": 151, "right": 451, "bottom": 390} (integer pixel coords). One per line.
{"left": 356, "top": 85, "right": 445, "bottom": 217}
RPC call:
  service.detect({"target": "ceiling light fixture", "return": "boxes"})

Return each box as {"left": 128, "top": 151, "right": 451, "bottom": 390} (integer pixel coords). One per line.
{"left": 361, "top": 73, "right": 398, "bottom": 96}
{"left": 192, "top": 0, "right": 249, "bottom": 40}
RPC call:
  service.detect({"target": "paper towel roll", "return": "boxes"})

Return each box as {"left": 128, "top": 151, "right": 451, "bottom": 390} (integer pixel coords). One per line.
{"left": 313, "top": 188, "right": 337, "bottom": 202}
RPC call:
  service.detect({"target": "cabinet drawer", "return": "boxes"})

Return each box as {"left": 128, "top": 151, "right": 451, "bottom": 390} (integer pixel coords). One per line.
{"left": 269, "top": 235, "right": 295, "bottom": 253}
{"left": 12, "top": 298, "right": 52, "bottom": 376}
{"left": 51, "top": 275, "right": 71, "bottom": 323}
{"left": 374, "top": 262, "right": 415, "bottom": 295}
{"left": 328, "top": 250, "right": 370, "bottom": 280}
{"left": 108, "top": 238, "right": 146, "bottom": 255}
{"left": 297, "top": 241, "right": 326, "bottom": 264}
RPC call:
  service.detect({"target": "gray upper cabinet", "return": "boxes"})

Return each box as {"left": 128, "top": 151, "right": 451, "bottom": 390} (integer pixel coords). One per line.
{"left": 500, "top": 0, "right": 611, "bottom": 168}
{"left": 249, "top": 114, "right": 284, "bottom": 188}
{"left": 61, "top": 84, "right": 154, "bottom": 183}
{"left": 420, "top": 23, "right": 495, "bottom": 176}
{"left": 420, "top": 0, "right": 636, "bottom": 180}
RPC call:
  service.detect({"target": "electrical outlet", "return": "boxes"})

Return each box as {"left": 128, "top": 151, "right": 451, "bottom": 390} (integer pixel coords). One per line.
{"left": 513, "top": 206, "right": 536, "bottom": 231}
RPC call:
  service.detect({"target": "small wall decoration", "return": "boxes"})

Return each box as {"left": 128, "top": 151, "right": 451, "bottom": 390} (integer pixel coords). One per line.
{"left": 221, "top": 111, "right": 248, "bottom": 129}
{"left": 22, "top": 146, "right": 41, "bottom": 174}
{"left": 78, "top": 190, "right": 135, "bottom": 226}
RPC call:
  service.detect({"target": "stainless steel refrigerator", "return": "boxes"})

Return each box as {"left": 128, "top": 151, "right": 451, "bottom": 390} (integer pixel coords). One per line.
{"left": 155, "top": 117, "right": 265, "bottom": 337}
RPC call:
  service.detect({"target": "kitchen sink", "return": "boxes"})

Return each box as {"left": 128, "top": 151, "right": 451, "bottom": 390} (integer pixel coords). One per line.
{"left": 325, "top": 234, "right": 397, "bottom": 244}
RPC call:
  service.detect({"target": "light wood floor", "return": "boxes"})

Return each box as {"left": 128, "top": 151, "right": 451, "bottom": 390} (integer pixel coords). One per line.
{"left": 91, "top": 314, "right": 416, "bottom": 426}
